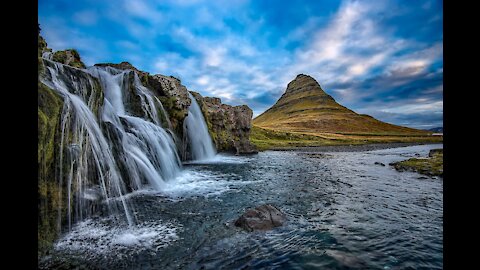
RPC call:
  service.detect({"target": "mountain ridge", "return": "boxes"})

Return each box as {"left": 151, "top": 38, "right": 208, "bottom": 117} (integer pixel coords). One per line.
{"left": 254, "top": 74, "right": 428, "bottom": 135}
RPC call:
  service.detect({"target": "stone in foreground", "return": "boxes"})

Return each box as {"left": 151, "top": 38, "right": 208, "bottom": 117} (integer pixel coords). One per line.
{"left": 234, "top": 204, "right": 287, "bottom": 232}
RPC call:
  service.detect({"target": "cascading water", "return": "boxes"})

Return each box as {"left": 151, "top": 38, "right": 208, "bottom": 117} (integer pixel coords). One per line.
{"left": 41, "top": 61, "right": 134, "bottom": 229}
{"left": 87, "top": 66, "right": 182, "bottom": 187}
{"left": 39, "top": 59, "right": 183, "bottom": 232}
{"left": 184, "top": 92, "right": 217, "bottom": 160}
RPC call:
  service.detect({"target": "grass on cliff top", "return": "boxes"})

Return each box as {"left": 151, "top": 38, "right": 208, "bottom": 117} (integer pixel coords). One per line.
{"left": 390, "top": 149, "right": 443, "bottom": 177}
{"left": 250, "top": 125, "right": 443, "bottom": 151}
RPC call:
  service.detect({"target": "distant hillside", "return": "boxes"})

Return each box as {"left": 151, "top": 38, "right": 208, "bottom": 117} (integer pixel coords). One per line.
{"left": 253, "top": 74, "right": 429, "bottom": 135}
{"left": 427, "top": 127, "right": 443, "bottom": 133}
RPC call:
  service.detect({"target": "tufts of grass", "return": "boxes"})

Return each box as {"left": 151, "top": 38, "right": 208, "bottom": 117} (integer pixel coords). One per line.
{"left": 390, "top": 149, "right": 443, "bottom": 177}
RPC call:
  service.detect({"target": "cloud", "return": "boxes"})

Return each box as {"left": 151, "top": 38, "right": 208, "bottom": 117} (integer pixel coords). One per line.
{"left": 73, "top": 10, "right": 98, "bottom": 26}
{"left": 381, "top": 101, "right": 443, "bottom": 114}
{"left": 39, "top": 0, "right": 443, "bottom": 128}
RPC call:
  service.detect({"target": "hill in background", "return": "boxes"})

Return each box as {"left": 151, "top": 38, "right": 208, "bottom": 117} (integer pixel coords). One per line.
{"left": 251, "top": 74, "right": 441, "bottom": 150}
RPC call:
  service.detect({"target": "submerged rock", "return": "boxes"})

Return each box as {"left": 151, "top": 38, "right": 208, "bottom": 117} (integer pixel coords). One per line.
{"left": 234, "top": 204, "right": 286, "bottom": 232}
{"left": 374, "top": 162, "right": 385, "bottom": 166}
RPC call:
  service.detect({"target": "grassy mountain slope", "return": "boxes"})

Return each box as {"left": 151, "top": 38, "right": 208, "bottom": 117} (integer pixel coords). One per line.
{"left": 253, "top": 74, "right": 428, "bottom": 135}
{"left": 251, "top": 74, "right": 441, "bottom": 150}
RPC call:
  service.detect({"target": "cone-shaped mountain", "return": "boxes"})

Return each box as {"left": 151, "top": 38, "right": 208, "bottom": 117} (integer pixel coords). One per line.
{"left": 253, "top": 74, "right": 426, "bottom": 134}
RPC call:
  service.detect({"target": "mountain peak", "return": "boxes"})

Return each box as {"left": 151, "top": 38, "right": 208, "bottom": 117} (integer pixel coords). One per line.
{"left": 285, "top": 74, "right": 324, "bottom": 95}
{"left": 254, "top": 74, "right": 425, "bottom": 135}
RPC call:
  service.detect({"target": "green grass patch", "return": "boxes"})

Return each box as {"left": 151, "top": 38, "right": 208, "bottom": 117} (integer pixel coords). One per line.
{"left": 390, "top": 149, "right": 443, "bottom": 177}
{"left": 250, "top": 125, "right": 443, "bottom": 151}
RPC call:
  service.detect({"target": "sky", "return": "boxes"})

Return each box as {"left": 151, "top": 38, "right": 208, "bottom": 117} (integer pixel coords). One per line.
{"left": 39, "top": 0, "right": 443, "bottom": 129}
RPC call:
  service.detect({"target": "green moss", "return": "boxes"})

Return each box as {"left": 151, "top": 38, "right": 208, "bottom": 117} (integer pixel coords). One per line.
{"left": 391, "top": 149, "right": 443, "bottom": 177}
{"left": 38, "top": 34, "right": 52, "bottom": 57}
{"left": 250, "top": 125, "right": 346, "bottom": 150}
{"left": 38, "top": 81, "right": 65, "bottom": 256}
{"left": 158, "top": 96, "right": 187, "bottom": 133}
{"left": 52, "top": 49, "right": 86, "bottom": 69}
{"left": 38, "top": 57, "right": 45, "bottom": 74}
{"left": 52, "top": 50, "right": 67, "bottom": 63}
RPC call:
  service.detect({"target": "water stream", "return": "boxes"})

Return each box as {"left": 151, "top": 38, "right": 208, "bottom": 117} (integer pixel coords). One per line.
{"left": 40, "top": 144, "right": 443, "bottom": 269}
{"left": 184, "top": 92, "right": 217, "bottom": 161}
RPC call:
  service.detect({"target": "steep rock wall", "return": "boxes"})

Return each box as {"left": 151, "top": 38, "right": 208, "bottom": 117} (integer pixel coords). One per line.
{"left": 190, "top": 92, "right": 258, "bottom": 155}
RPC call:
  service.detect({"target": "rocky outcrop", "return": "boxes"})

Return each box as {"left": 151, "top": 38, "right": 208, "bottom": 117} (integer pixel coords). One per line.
{"left": 389, "top": 149, "right": 443, "bottom": 177}
{"left": 234, "top": 204, "right": 287, "bottom": 232}
{"left": 38, "top": 25, "right": 52, "bottom": 58}
{"left": 190, "top": 92, "right": 258, "bottom": 155}
{"left": 145, "top": 75, "right": 191, "bottom": 131}
{"left": 51, "top": 50, "right": 86, "bottom": 69}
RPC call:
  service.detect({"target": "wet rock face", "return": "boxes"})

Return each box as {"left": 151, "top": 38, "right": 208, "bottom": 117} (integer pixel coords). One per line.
{"left": 94, "top": 63, "right": 191, "bottom": 134}
{"left": 234, "top": 204, "right": 287, "bottom": 232}
{"left": 191, "top": 92, "right": 258, "bottom": 155}
{"left": 148, "top": 74, "right": 191, "bottom": 113}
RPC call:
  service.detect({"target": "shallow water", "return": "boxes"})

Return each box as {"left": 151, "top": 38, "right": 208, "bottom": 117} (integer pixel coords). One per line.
{"left": 40, "top": 144, "right": 443, "bottom": 269}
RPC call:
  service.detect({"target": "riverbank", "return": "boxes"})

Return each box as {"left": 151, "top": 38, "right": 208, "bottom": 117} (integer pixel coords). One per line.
{"left": 250, "top": 126, "right": 443, "bottom": 151}
{"left": 268, "top": 142, "right": 440, "bottom": 152}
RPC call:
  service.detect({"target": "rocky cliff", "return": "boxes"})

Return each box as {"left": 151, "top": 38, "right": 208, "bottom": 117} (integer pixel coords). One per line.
{"left": 190, "top": 92, "right": 258, "bottom": 155}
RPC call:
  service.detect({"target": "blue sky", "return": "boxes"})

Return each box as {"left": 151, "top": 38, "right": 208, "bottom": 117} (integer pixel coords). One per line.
{"left": 39, "top": 0, "right": 443, "bottom": 129}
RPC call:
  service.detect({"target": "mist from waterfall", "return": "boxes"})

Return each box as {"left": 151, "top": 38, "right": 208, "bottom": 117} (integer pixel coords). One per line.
{"left": 184, "top": 92, "right": 217, "bottom": 161}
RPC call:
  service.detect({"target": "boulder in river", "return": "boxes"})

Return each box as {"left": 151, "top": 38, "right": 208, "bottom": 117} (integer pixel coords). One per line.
{"left": 234, "top": 204, "right": 287, "bottom": 232}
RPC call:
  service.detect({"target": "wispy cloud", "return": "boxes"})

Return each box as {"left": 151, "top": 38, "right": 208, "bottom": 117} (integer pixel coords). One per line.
{"left": 39, "top": 0, "right": 443, "bottom": 128}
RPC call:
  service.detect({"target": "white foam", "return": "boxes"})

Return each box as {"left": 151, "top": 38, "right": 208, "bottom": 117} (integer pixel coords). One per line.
{"left": 55, "top": 218, "right": 180, "bottom": 255}
{"left": 183, "top": 153, "right": 251, "bottom": 165}
{"left": 160, "top": 169, "right": 239, "bottom": 198}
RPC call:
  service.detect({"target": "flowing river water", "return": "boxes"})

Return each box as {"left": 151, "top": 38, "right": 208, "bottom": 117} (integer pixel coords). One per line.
{"left": 40, "top": 144, "right": 442, "bottom": 269}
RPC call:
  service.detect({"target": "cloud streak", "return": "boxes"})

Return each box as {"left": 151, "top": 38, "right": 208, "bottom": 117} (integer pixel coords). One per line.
{"left": 39, "top": 0, "right": 443, "bottom": 129}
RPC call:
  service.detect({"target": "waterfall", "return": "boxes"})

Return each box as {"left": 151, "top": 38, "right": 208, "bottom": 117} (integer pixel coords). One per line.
{"left": 42, "top": 51, "right": 53, "bottom": 60}
{"left": 184, "top": 92, "right": 217, "bottom": 160}
{"left": 87, "top": 66, "right": 182, "bottom": 188}
{"left": 40, "top": 59, "right": 182, "bottom": 231}
{"left": 41, "top": 61, "right": 134, "bottom": 228}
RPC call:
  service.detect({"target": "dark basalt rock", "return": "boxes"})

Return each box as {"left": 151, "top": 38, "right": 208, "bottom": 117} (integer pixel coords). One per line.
{"left": 234, "top": 204, "right": 286, "bottom": 232}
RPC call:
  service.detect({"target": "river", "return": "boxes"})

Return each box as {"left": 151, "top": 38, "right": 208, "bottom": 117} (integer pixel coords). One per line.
{"left": 40, "top": 144, "right": 443, "bottom": 269}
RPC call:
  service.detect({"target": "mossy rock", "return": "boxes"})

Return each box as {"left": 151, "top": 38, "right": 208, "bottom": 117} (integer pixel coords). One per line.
{"left": 52, "top": 49, "right": 86, "bottom": 69}
{"left": 38, "top": 33, "right": 52, "bottom": 57}
{"left": 390, "top": 149, "right": 443, "bottom": 177}
{"left": 38, "top": 81, "right": 67, "bottom": 256}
